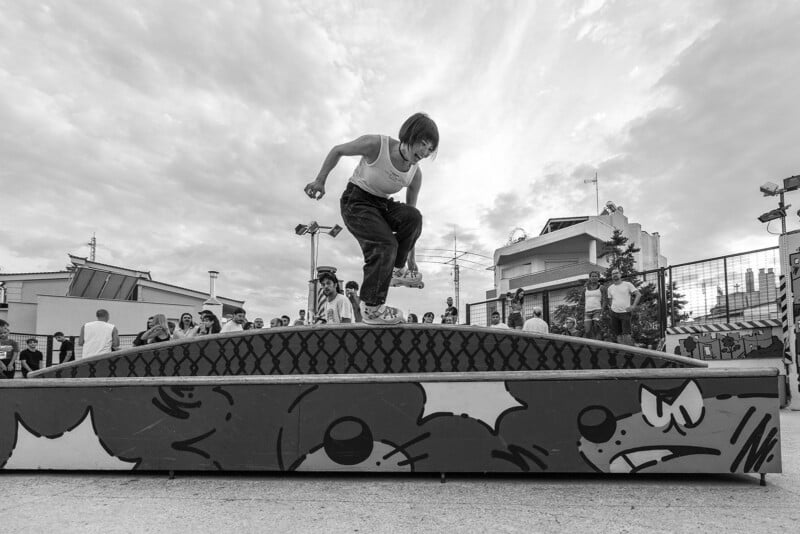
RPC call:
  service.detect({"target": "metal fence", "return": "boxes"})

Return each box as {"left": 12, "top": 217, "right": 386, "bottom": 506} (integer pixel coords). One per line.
{"left": 466, "top": 246, "right": 781, "bottom": 335}
{"left": 6, "top": 333, "right": 139, "bottom": 368}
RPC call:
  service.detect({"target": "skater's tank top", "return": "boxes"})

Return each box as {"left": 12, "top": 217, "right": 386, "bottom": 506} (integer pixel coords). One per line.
{"left": 349, "top": 135, "right": 418, "bottom": 198}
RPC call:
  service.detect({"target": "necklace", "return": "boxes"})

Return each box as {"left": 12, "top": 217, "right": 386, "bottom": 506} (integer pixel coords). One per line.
{"left": 398, "top": 142, "right": 409, "bottom": 162}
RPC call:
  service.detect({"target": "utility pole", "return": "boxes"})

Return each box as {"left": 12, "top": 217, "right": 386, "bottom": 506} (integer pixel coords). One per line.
{"left": 584, "top": 172, "right": 599, "bottom": 215}
{"left": 87, "top": 233, "right": 96, "bottom": 261}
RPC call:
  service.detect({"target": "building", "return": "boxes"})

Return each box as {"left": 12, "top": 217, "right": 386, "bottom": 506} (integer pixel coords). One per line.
{"left": 0, "top": 255, "right": 245, "bottom": 335}
{"left": 488, "top": 206, "right": 666, "bottom": 320}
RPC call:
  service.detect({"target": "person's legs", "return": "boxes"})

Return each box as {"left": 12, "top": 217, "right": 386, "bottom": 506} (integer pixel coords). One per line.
{"left": 619, "top": 313, "right": 633, "bottom": 345}
{"left": 385, "top": 199, "right": 422, "bottom": 270}
{"left": 340, "top": 185, "right": 397, "bottom": 306}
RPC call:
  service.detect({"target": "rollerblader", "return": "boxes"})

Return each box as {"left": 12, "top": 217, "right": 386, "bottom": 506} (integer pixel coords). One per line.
{"left": 305, "top": 113, "right": 439, "bottom": 324}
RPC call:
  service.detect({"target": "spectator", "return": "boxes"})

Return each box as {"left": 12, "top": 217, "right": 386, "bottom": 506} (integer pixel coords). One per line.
{"left": 606, "top": 268, "right": 641, "bottom": 346}
{"left": 173, "top": 313, "right": 197, "bottom": 340}
{"left": 522, "top": 307, "right": 549, "bottom": 334}
{"left": 345, "top": 281, "right": 363, "bottom": 323}
{"left": 281, "top": 315, "right": 291, "bottom": 327}
{"left": 562, "top": 317, "right": 579, "bottom": 336}
{"left": 243, "top": 321, "right": 254, "bottom": 330}
{"left": 422, "top": 312, "right": 435, "bottom": 324}
{"left": 54, "top": 331, "right": 74, "bottom": 364}
{"left": 581, "top": 271, "right": 606, "bottom": 340}
{"left": 489, "top": 310, "right": 510, "bottom": 329}
{"left": 196, "top": 313, "right": 222, "bottom": 335}
{"left": 133, "top": 316, "right": 155, "bottom": 347}
{"left": 19, "top": 338, "right": 44, "bottom": 377}
{"left": 506, "top": 288, "right": 525, "bottom": 330}
{"left": 0, "top": 319, "right": 20, "bottom": 379}
{"left": 79, "top": 309, "right": 120, "bottom": 359}
{"left": 138, "top": 314, "right": 171, "bottom": 344}
{"left": 407, "top": 313, "right": 418, "bottom": 323}
{"left": 442, "top": 297, "right": 458, "bottom": 324}
{"left": 318, "top": 271, "right": 353, "bottom": 324}
{"left": 221, "top": 307, "right": 247, "bottom": 333}
{"left": 270, "top": 318, "right": 282, "bottom": 328}
{"left": 168, "top": 321, "right": 176, "bottom": 336}
{"left": 297, "top": 310, "right": 307, "bottom": 325}
{"left": 253, "top": 318, "right": 265, "bottom": 329}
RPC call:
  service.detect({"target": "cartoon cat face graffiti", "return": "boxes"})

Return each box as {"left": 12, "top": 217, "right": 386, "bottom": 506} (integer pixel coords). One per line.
{"left": 578, "top": 380, "right": 780, "bottom": 474}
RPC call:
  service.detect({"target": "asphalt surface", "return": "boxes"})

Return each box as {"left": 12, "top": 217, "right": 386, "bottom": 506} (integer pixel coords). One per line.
{"left": 4, "top": 410, "right": 800, "bottom": 533}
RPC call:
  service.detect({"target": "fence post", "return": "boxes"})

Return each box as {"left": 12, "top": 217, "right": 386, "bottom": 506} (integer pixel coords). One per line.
{"left": 466, "top": 303, "right": 471, "bottom": 325}
{"left": 45, "top": 335, "right": 54, "bottom": 367}
{"left": 723, "top": 257, "right": 731, "bottom": 323}
{"left": 658, "top": 268, "right": 667, "bottom": 339}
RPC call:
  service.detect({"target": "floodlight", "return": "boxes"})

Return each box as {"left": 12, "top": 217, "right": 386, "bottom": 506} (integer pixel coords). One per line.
{"left": 329, "top": 224, "right": 343, "bottom": 238}
{"left": 307, "top": 221, "right": 320, "bottom": 233}
{"left": 758, "top": 207, "right": 788, "bottom": 223}
{"left": 784, "top": 175, "right": 800, "bottom": 193}
{"left": 760, "top": 182, "right": 781, "bottom": 196}
{"left": 294, "top": 223, "right": 308, "bottom": 236}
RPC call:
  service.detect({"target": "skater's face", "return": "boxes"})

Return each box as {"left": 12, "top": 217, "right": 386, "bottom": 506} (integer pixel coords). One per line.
{"left": 405, "top": 140, "right": 436, "bottom": 164}
{"left": 321, "top": 279, "right": 336, "bottom": 297}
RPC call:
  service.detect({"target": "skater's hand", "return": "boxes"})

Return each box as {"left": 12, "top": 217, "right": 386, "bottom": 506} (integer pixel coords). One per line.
{"left": 304, "top": 180, "right": 325, "bottom": 200}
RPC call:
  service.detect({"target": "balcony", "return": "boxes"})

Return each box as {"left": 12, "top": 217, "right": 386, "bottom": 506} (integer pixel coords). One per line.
{"left": 508, "top": 261, "right": 603, "bottom": 290}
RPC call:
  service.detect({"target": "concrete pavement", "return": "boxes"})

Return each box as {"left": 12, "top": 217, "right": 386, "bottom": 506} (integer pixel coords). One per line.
{"left": 4, "top": 410, "right": 800, "bottom": 533}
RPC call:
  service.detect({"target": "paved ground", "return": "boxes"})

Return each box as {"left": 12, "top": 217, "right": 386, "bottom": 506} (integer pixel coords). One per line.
{"left": 4, "top": 410, "right": 800, "bottom": 533}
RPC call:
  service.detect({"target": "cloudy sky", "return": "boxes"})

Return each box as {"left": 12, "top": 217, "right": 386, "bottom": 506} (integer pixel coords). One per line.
{"left": 1, "top": 0, "right": 799, "bottom": 322}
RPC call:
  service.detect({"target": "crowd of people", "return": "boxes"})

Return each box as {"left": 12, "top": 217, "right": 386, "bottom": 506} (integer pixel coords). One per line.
{"left": 491, "top": 268, "right": 643, "bottom": 345}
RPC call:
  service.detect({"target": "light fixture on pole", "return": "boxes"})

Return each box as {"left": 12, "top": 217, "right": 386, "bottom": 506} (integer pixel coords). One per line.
{"left": 757, "top": 178, "right": 799, "bottom": 234}
{"left": 584, "top": 172, "right": 599, "bottom": 215}
{"left": 295, "top": 221, "right": 343, "bottom": 322}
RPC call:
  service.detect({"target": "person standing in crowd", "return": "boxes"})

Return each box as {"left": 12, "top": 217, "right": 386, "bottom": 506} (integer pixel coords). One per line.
{"left": 253, "top": 318, "right": 265, "bottom": 329}
{"left": 297, "top": 310, "right": 306, "bottom": 325}
{"left": 54, "top": 331, "right": 74, "bottom": 364}
{"left": 79, "top": 309, "right": 120, "bottom": 359}
{"left": 522, "top": 307, "right": 549, "bottom": 334}
{"left": 442, "top": 297, "right": 458, "bottom": 324}
{"left": 221, "top": 308, "right": 247, "bottom": 333}
{"left": 606, "top": 268, "right": 641, "bottom": 346}
{"left": 280, "top": 315, "right": 290, "bottom": 327}
{"left": 407, "top": 313, "right": 418, "bottom": 323}
{"left": 581, "top": 271, "right": 606, "bottom": 340}
{"left": 489, "top": 310, "right": 510, "bottom": 329}
{"left": 173, "top": 313, "right": 197, "bottom": 340}
{"left": 19, "top": 338, "right": 44, "bottom": 377}
{"left": 304, "top": 112, "right": 439, "bottom": 324}
{"left": 138, "top": 314, "right": 171, "bottom": 344}
{"left": 0, "top": 319, "right": 20, "bottom": 378}
{"left": 270, "top": 318, "right": 282, "bottom": 328}
{"left": 562, "top": 317, "right": 579, "bottom": 336}
{"left": 506, "top": 288, "right": 525, "bottom": 330}
{"left": 422, "top": 312, "right": 435, "bottom": 324}
{"left": 318, "top": 271, "right": 353, "bottom": 324}
{"left": 345, "top": 281, "right": 363, "bottom": 323}
{"left": 196, "top": 313, "right": 222, "bottom": 335}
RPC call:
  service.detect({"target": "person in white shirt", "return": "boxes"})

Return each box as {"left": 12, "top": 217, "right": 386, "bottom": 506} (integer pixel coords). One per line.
{"left": 172, "top": 313, "right": 197, "bottom": 339}
{"left": 522, "top": 307, "right": 549, "bottom": 334}
{"left": 489, "top": 310, "right": 510, "bottom": 329}
{"left": 78, "top": 309, "right": 120, "bottom": 359}
{"left": 221, "top": 308, "right": 247, "bottom": 333}
{"left": 605, "top": 268, "right": 641, "bottom": 346}
{"left": 580, "top": 271, "right": 607, "bottom": 340}
{"left": 317, "top": 271, "right": 353, "bottom": 324}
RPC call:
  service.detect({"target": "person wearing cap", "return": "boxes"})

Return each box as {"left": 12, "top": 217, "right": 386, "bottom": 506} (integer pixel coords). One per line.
{"left": 318, "top": 272, "right": 353, "bottom": 324}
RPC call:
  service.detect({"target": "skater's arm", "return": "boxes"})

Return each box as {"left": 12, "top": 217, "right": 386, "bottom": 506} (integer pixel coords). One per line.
{"left": 406, "top": 168, "right": 422, "bottom": 207}
{"left": 305, "top": 135, "right": 380, "bottom": 200}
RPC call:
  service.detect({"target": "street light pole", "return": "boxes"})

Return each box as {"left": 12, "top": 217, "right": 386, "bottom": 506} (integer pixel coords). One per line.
{"left": 295, "top": 221, "right": 342, "bottom": 323}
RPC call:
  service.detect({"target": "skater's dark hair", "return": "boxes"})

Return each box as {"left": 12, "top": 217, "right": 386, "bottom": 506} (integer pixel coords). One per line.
{"left": 399, "top": 113, "right": 439, "bottom": 152}
{"left": 318, "top": 271, "right": 343, "bottom": 293}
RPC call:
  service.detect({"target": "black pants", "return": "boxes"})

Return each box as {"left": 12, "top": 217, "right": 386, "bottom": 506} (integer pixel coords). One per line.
{"left": 340, "top": 183, "right": 422, "bottom": 306}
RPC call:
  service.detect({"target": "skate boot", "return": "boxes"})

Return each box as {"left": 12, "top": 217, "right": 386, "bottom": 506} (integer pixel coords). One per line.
{"left": 390, "top": 268, "right": 425, "bottom": 289}
{"left": 362, "top": 303, "right": 406, "bottom": 325}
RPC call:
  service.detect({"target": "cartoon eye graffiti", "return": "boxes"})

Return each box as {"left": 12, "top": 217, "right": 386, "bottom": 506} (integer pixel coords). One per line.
{"left": 578, "top": 406, "right": 617, "bottom": 444}
{"left": 640, "top": 380, "right": 705, "bottom": 430}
